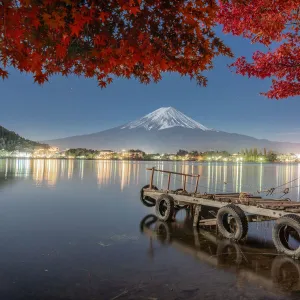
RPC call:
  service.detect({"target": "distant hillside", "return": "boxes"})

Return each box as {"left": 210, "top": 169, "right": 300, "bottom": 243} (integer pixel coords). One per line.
{"left": 0, "top": 125, "right": 49, "bottom": 151}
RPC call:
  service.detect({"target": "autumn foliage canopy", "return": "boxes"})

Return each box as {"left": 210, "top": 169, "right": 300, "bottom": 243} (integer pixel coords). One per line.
{"left": 0, "top": 0, "right": 299, "bottom": 99}
{"left": 0, "top": 0, "right": 232, "bottom": 88}
{"left": 219, "top": 0, "right": 300, "bottom": 99}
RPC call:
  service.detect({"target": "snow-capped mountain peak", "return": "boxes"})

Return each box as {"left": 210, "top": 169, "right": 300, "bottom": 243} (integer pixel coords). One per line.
{"left": 121, "top": 107, "right": 211, "bottom": 131}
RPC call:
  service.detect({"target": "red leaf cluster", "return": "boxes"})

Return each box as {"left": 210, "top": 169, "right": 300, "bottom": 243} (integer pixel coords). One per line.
{"left": 0, "top": 0, "right": 232, "bottom": 87}
{"left": 218, "top": 0, "right": 300, "bottom": 99}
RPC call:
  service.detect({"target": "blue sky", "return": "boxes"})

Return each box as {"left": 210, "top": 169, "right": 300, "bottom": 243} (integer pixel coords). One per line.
{"left": 0, "top": 32, "right": 299, "bottom": 142}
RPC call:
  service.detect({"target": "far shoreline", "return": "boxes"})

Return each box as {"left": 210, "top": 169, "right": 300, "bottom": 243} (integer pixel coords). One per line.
{"left": 0, "top": 157, "right": 298, "bottom": 164}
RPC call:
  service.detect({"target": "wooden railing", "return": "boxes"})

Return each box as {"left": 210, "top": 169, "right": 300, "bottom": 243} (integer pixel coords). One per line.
{"left": 146, "top": 167, "right": 200, "bottom": 194}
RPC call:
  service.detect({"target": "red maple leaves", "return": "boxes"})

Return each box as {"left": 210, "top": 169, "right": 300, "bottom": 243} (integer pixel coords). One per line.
{"left": 0, "top": 0, "right": 231, "bottom": 89}
{"left": 2, "top": 0, "right": 298, "bottom": 99}
{"left": 218, "top": 0, "right": 300, "bottom": 99}
{"left": 0, "top": 68, "right": 8, "bottom": 80}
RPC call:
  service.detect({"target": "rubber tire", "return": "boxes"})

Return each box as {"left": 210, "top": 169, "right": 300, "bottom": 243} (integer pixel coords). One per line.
{"left": 217, "top": 204, "right": 248, "bottom": 241}
{"left": 272, "top": 214, "right": 300, "bottom": 258}
{"left": 155, "top": 194, "right": 175, "bottom": 222}
{"left": 174, "top": 189, "right": 188, "bottom": 210}
{"left": 140, "top": 184, "right": 158, "bottom": 207}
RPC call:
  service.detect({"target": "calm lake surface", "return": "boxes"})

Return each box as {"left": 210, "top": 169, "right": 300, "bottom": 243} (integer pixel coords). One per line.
{"left": 0, "top": 159, "right": 300, "bottom": 300}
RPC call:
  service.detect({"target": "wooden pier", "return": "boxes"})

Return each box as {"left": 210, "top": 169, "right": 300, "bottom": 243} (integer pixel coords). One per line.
{"left": 140, "top": 168, "right": 300, "bottom": 258}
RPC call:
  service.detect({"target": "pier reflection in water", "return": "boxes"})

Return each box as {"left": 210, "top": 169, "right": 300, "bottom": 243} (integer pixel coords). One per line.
{"left": 140, "top": 209, "right": 300, "bottom": 297}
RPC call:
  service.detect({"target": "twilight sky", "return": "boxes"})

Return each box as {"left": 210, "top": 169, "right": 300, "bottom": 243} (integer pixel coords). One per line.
{"left": 1, "top": 32, "right": 299, "bottom": 142}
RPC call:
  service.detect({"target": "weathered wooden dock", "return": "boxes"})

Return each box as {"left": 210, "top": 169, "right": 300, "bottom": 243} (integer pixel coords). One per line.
{"left": 140, "top": 168, "right": 300, "bottom": 258}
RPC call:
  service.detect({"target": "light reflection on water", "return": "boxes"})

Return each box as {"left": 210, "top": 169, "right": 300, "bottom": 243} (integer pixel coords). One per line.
{"left": 0, "top": 159, "right": 300, "bottom": 199}
{"left": 0, "top": 159, "right": 299, "bottom": 299}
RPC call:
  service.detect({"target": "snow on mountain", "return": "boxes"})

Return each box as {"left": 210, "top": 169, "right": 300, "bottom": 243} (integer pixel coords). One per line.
{"left": 121, "top": 107, "right": 210, "bottom": 131}
{"left": 45, "top": 106, "right": 300, "bottom": 153}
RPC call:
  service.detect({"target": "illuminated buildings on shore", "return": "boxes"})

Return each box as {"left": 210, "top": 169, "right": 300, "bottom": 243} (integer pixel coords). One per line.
{"left": 1, "top": 146, "right": 300, "bottom": 163}
{"left": 277, "top": 153, "right": 298, "bottom": 163}
{"left": 33, "top": 146, "right": 61, "bottom": 158}
{"left": 97, "top": 150, "right": 115, "bottom": 160}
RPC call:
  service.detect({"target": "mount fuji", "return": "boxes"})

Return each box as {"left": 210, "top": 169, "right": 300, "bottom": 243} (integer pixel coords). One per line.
{"left": 121, "top": 107, "right": 210, "bottom": 131}
{"left": 45, "top": 107, "right": 300, "bottom": 153}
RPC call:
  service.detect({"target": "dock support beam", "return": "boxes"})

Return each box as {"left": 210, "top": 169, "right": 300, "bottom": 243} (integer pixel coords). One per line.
{"left": 193, "top": 205, "right": 201, "bottom": 227}
{"left": 150, "top": 167, "right": 155, "bottom": 189}
{"left": 183, "top": 175, "right": 187, "bottom": 191}
{"left": 194, "top": 175, "right": 200, "bottom": 194}
{"left": 167, "top": 173, "right": 171, "bottom": 190}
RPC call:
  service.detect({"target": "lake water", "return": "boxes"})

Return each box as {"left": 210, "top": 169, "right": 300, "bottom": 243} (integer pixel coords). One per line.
{"left": 0, "top": 159, "right": 300, "bottom": 300}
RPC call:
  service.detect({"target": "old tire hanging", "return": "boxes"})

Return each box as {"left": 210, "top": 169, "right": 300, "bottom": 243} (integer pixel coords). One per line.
{"left": 217, "top": 204, "right": 248, "bottom": 241}
{"left": 140, "top": 184, "right": 158, "bottom": 207}
{"left": 174, "top": 188, "right": 188, "bottom": 210}
{"left": 272, "top": 214, "right": 300, "bottom": 258}
{"left": 155, "top": 194, "right": 175, "bottom": 222}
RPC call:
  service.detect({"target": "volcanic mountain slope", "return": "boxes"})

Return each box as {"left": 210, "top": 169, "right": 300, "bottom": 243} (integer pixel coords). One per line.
{"left": 45, "top": 107, "right": 300, "bottom": 153}
{"left": 121, "top": 107, "right": 210, "bottom": 131}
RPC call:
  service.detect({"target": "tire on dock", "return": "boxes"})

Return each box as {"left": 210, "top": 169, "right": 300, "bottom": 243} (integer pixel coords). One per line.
{"left": 272, "top": 214, "right": 300, "bottom": 258}
{"left": 216, "top": 204, "right": 248, "bottom": 241}
{"left": 140, "top": 184, "right": 158, "bottom": 207}
{"left": 155, "top": 194, "right": 175, "bottom": 222}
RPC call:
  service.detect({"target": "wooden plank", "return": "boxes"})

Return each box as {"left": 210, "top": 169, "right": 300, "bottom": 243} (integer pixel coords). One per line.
{"left": 194, "top": 175, "right": 200, "bottom": 194}
{"left": 214, "top": 193, "right": 241, "bottom": 196}
{"left": 144, "top": 191, "right": 300, "bottom": 219}
{"left": 146, "top": 168, "right": 199, "bottom": 178}
{"left": 286, "top": 208, "right": 300, "bottom": 213}
{"left": 257, "top": 203, "right": 300, "bottom": 209}
{"left": 265, "top": 203, "right": 300, "bottom": 207}
{"left": 150, "top": 167, "right": 155, "bottom": 189}
{"left": 193, "top": 205, "right": 201, "bottom": 227}
{"left": 167, "top": 173, "right": 171, "bottom": 190}
{"left": 247, "top": 215, "right": 275, "bottom": 222}
{"left": 199, "top": 218, "right": 216, "bottom": 226}
{"left": 256, "top": 199, "right": 292, "bottom": 203}
{"left": 183, "top": 175, "right": 187, "bottom": 191}
{"left": 256, "top": 200, "right": 293, "bottom": 204}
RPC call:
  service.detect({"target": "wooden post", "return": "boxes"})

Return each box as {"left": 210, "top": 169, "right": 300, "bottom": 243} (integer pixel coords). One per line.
{"left": 150, "top": 167, "right": 155, "bottom": 189}
{"left": 167, "top": 173, "right": 171, "bottom": 190}
{"left": 183, "top": 175, "right": 187, "bottom": 191}
{"left": 193, "top": 205, "right": 201, "bottom": 227}
{"left": 193, "top": 227, "right": 200, "bottom": 248}
{"left": 194, "top": 175, "right": 200, "bottom": 194}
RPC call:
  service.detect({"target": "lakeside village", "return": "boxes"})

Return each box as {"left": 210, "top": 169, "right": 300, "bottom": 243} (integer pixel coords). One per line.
{"left": 1, "top": 147, "right": 300, "bottom": 163}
